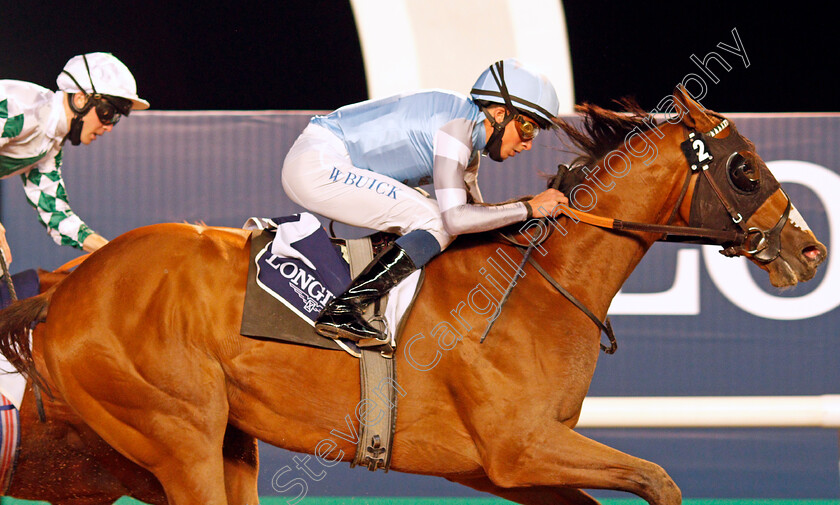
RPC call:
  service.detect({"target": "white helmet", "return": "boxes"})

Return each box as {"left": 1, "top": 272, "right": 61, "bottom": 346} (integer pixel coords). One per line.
{"left": 56, "top": 52, "right": 150, "bottom": 110}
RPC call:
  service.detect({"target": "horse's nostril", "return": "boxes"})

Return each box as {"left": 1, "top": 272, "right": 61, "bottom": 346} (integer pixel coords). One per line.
{"left": 802, "top": 245, "right": 824, "bottom": 262}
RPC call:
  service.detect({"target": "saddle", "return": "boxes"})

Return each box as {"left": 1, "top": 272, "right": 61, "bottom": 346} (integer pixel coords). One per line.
{"left": 239, "top": 216, "right": 422, "bottom": 355}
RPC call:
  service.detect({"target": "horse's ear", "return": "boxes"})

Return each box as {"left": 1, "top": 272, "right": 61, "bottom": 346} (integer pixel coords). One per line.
{"left": 673, "top": 86, "right": 717, "bottom": 132}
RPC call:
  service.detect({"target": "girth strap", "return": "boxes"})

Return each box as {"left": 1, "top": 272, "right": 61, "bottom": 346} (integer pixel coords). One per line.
{"left": 345, "top": 238, "right": 398, "bottom": 472}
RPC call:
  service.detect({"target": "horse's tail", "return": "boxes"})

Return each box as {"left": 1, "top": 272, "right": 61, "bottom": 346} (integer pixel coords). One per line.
{"left": 0, "top": 290, "right": 51, "bottom": 390}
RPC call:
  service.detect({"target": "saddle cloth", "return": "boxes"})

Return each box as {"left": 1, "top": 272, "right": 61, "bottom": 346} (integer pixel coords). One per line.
{"left": 239, "top": 213, "right": 422, "bottom": 357}
{"left": 0, "top": 269, "right": 39, "bottom": 309}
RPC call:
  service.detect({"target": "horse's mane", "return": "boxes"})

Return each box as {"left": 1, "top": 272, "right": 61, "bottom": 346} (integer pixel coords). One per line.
{"left": 549, "top": 98, "right": 657, "bottom": 191}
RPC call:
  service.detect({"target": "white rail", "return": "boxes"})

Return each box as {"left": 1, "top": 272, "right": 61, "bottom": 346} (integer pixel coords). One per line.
{"left": 577, "top": 395, "right": 840, "bottom": 428}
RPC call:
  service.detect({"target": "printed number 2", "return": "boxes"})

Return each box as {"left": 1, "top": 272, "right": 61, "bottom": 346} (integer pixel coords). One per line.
{"left": 692, "top": 139, "right": 711, "bottom": 162}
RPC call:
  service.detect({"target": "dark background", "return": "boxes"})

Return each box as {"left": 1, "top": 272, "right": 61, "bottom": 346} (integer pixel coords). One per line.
{"left": 3, "top": 1, "right": 837, "bottom": 113}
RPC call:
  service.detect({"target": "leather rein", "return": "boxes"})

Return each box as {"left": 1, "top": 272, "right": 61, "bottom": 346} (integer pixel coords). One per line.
{"left": 486, "top": 118, "right": 792, "bottom": 354}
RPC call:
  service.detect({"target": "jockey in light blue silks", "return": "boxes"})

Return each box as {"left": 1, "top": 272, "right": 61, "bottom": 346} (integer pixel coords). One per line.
{"left": 281, "top": 59, "right": 569, "bottom": 345}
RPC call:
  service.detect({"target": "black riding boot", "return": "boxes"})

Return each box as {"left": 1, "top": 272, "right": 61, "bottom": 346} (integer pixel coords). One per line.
{"left": 315, "top": 243, "right": 417, "bottom": 343}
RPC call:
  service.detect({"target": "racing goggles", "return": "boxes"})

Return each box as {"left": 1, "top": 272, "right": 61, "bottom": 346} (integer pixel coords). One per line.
{"left": 514, "top": 114, "right": 540, "bottom": 141}
{"left": 92, "top": 95, "right": 130, "bottom": 126}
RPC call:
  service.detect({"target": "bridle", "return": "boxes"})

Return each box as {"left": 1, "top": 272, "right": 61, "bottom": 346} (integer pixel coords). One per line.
{"left": 487, "top": 116, "right": 792, "bottom": 354}
{"left": 680, "top": 118, "right": 791, "bottom": 263}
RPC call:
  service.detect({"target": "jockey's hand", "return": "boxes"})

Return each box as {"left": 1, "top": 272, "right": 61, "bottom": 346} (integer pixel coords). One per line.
{"left": 527, "top": 189, "right": 570, "bottom": 218}
{"left": 82, "top": 233, "right": 109, "bottom": 253}
{"left": 0, "top": 222, "right": 11, "bottom": 266}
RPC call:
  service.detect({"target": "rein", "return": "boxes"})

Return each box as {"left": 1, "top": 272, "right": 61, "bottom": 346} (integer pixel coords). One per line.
{"left": 484, "top": 172, "right": 622, "bottom": 353}
{"left": 484, "top": 116, "right": 791, "bottom": 353}
{"left": 487, "top": 216, "right": 619, "bottom": 353}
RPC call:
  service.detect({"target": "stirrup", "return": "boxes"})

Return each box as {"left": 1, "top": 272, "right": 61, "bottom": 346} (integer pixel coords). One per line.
{"left": 357, "top": 334, "right": 392, "bottom": 348}
{"left": 314, "top": 316, "right": 390, "bottom": 346}
{"left": 315, "top": 325, "right": 391, "bottom": 349}
{"left": 356, "top": 314, "right": 391, "bottom": 348}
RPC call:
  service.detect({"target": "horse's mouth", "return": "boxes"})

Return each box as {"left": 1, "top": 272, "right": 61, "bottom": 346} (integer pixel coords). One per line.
{"left": 768, "top": 243, "right": 827, "bottom": 287}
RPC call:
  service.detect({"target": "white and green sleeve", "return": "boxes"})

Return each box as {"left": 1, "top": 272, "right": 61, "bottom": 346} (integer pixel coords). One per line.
{"left": 20, "top": 151, "right": 94, "bottom": 250}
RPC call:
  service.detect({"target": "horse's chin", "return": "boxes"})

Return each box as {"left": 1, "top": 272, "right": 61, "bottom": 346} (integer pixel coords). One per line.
{"left": 767, "top": 257, "right": 800, "bottom": 288}
{"left": 768, "top": 242, "right": 827, "bottom": 288}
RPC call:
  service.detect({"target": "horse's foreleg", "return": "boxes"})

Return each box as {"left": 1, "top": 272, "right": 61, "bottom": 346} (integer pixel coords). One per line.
{"left": 449, "top": 475, "right": 601, "bottom": 505}
{"left": 479, "top": 422, "right": 681, "bottom": 505}
{"left": 222, "top": 424, "right": 261, "bottom": 505}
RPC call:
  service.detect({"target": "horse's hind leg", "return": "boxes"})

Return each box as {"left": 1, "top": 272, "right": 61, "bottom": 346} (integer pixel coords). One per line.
{"left": 44, "top": 339, "right": 232, "bottom": 504}
{"left": 450, "top": 475, "right": 601, "bottom": 505}
{"left": 75, "top": 384, "right": 230, "bottom": 504}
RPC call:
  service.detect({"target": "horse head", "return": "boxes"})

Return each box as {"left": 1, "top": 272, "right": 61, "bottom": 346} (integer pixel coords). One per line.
{"left": 672, "top": 87, "right": 827, "bottom": 286}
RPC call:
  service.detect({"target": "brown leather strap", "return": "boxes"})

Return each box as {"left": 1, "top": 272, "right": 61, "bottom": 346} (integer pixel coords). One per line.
{"left": 609, "top": 218, "right": 744, "bottom": 244}
{"left": 665, "top": 166, "right": 695, "bottom": 226}
{"left": 698, "top": 166, "right": 750, "bottom": 231}
{"left": 501, "top": 208, "right": 745, "bottom": 248}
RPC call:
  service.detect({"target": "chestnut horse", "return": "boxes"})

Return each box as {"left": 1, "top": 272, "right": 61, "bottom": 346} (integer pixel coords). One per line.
{"left": 0, "top": 89, "right": 826, "bottom": 505}
{"left": 4, "top": 270, "right": 260, "bottom": 505}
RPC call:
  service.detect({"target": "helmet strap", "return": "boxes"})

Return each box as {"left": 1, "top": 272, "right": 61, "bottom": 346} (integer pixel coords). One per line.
{"left": 490, "top": 61, "right": 516, "bottom": 112}
{"left": 481, "top": 61, "right": 520, "bottom": 162}
{"left": 62, "top": 55, "right": 98, "bottom": 146}
{"left": 65, "top": 92, "right": 94, "bottom": 146}
{"left": 482, "top": 106, "right": 513, "bottom": 162}
{"left": 67, "top": 116, "right": 85, "bottom": 146}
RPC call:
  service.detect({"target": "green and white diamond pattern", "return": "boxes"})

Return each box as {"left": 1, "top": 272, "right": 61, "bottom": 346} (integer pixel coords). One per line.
{"left": 2, "top": 87, "right": 94, "bottom": 250}
{"left": 21, "top": 155, "right": 93, "bottom": 249}
{"left": 0, "top": 99, "right": 24, "bottom": 139}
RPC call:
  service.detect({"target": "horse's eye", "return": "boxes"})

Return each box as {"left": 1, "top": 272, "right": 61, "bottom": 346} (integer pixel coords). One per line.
{"left": 727, "top": 152, "right": 760, "bottom": 193}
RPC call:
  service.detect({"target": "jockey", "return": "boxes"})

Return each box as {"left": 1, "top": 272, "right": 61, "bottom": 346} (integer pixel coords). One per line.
{"left": 0, "top": 53, "right": 148, "bottom": 424}
{"left": 282, "top": 58, "right": 568, "bottom": 345}
{"left": 0, "top": 52, "right": 150, "bottom": 266}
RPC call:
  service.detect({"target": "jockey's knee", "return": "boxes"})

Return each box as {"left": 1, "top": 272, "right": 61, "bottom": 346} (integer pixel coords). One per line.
{"left": 395, "top": 229, "right": 445, "bottom": 267}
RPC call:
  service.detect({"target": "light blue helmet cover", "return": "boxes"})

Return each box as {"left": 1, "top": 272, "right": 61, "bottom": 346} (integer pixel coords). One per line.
{"left": 470, "top": 58, "right": 559, "bottom": 128}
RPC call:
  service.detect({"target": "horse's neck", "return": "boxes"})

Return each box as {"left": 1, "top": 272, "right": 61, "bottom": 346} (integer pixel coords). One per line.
{"left": 543, "top": 128, "right": 688, "bottom": 316}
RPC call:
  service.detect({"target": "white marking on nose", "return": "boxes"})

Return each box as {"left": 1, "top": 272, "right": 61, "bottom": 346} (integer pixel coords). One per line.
{"left": 788, "top": 204, "right": 812, "bottom": 232}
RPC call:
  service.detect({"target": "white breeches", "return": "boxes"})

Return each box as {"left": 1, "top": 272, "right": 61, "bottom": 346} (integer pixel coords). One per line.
{"left": 281, "top": 124, "right": 454, "bottom": 249}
